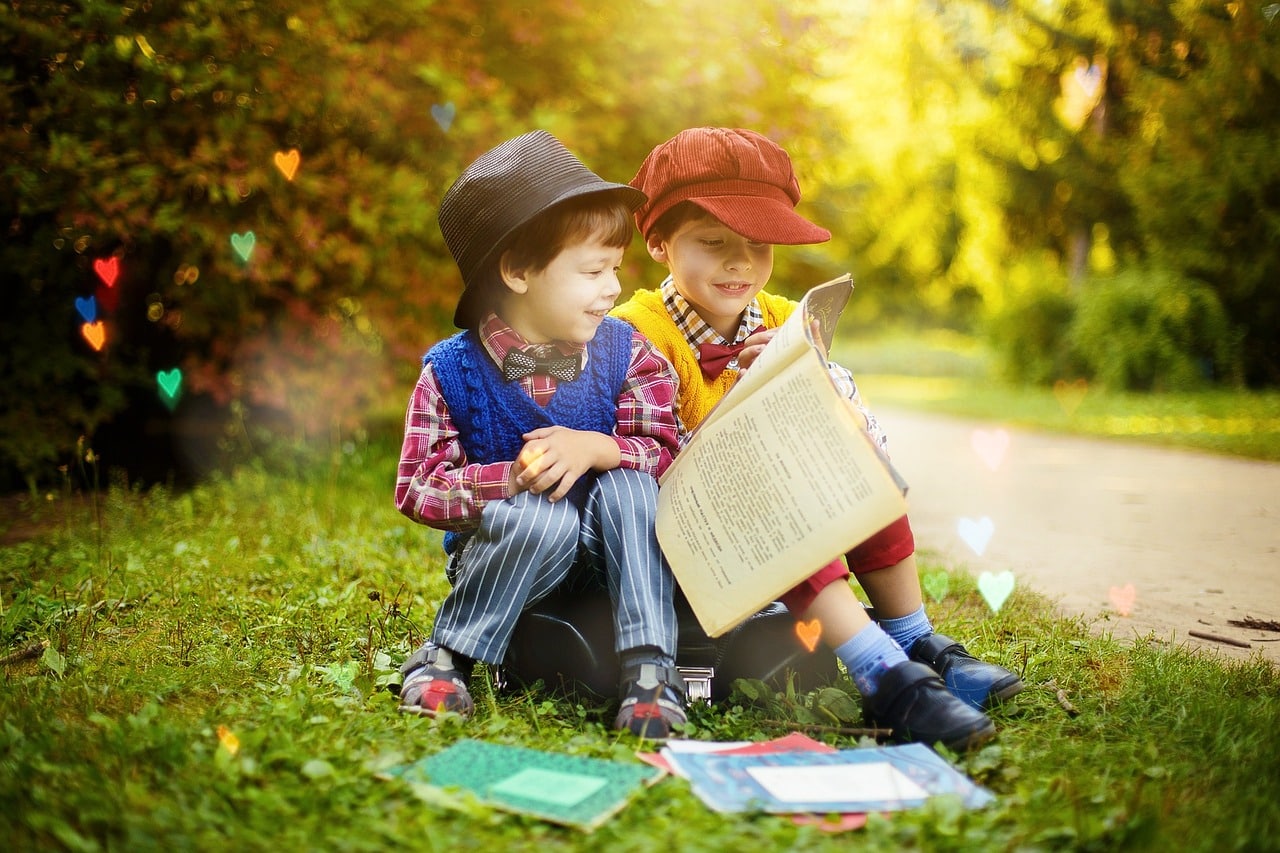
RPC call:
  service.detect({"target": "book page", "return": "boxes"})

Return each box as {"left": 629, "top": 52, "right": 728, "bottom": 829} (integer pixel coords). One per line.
{"left": 656, "top": 348, "right": 908, "bottom": 636}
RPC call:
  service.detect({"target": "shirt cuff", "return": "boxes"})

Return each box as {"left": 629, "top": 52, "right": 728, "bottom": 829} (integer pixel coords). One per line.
{"left": 613, "top": 435, "right": 657, "bottom": 474}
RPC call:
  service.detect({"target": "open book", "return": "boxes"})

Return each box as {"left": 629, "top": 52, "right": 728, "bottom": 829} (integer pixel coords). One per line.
{"left": 656, "top": 274, "right": 909, "bottom": 637}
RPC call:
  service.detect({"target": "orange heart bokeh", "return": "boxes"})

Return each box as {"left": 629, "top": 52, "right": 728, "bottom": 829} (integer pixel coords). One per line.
{"left": 795, "top": 619, "right": 822, "bottom": 653}
{"left": 81, "top": 321, "right": 106, "bottom": 351}
{"left": 273, "top": 148, "right": 300, "bottom": 180}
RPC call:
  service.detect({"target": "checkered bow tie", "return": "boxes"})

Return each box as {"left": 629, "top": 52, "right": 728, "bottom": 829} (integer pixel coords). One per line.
{"left": 501, "top": 347, "right": 581, "bottom": 382}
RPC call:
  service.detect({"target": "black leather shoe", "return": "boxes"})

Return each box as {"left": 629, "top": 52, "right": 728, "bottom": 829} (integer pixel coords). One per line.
{"left": 864, "top": 660, "right": 996, "bottom": 751}
{"left": 910, "top": 633, "right": 1025, "bottom": 711}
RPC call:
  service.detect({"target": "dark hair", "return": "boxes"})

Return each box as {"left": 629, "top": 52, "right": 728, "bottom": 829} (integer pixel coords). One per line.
{"left": 647, "top": 200, "right": 720, "bottom": 241}
{"left": 500, "top": 192, "right": 634, "bottom": 274}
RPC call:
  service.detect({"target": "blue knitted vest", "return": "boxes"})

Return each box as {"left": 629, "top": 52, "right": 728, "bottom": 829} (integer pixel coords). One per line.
{"left": 425, "top": 317, "right": 633, "bottom": 553}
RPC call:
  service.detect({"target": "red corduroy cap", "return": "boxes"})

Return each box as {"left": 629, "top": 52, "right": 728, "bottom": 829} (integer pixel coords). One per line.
{"left": 630, "top": 127, "right": 831, "bottom": 245}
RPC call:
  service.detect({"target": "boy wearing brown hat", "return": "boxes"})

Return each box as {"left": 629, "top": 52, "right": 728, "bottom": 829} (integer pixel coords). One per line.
{"left": 614, "top": 127, "right": 1022, "bottom": 750}
{"left": 394, "top": 130, "right": 686, "bottom": 738}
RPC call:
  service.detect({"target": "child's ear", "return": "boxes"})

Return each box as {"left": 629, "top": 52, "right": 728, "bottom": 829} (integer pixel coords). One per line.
{"left": 645, "top": 235, "right": 669, "bottom": 264}
{"left": 498, "top": 251, "right": 529, "bottom": 295}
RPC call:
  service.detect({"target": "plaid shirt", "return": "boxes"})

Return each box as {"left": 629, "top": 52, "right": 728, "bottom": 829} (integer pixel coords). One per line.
{"left": 660, "top": 277, "right": 889, "bottom": 452}
{"left": 395, "top": 313, "right": 681, "bottom": 531}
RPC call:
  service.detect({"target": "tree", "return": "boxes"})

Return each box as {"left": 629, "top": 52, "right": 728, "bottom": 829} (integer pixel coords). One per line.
{"left": 967, "top": 0, "right": 1278, "bottom": 384}
{"left": 1, "top": 0, "right": 848, "bottom": 488}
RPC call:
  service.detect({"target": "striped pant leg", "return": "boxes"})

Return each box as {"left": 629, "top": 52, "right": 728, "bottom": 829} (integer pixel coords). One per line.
{"left": 430, "top": 490, "right": 581, "bottom": 664}
{"left": 581, "top": 468, "right": 677, "bottom": 658}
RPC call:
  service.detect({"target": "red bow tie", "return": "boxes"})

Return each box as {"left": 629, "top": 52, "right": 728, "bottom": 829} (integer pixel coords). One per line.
{"left": 697, "top": 326, "right": 766, "bottom": 380}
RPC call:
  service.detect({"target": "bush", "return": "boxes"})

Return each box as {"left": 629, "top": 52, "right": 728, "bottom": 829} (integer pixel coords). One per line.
{"left": 1069, "top": 266, "right": 1243, "bottom": 392}
{"left": 985, "top": 263, "right": 1081, "bottom": 386}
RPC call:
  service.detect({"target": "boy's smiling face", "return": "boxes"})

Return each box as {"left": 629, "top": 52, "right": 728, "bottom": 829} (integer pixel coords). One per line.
{"left": 647, "top": 211, "right": 774, "bottom": 340}
{"left": 499, "top": 233, "right": 624, "bottom": 345}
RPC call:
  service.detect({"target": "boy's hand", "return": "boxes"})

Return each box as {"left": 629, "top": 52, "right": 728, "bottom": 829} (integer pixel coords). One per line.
{"left": 510, "top": 427, "right": 621, "bottom": 502}
{"left": 808, "top": 317, "right": 829, "bottom": 360}
{"left": 735, "top": 328, "right": 777, "bottom": 372}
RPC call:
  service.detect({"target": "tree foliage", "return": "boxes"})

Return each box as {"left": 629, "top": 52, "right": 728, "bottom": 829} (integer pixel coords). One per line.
{"left": 2, "top": 0, "right": 1277, "bottom": 487}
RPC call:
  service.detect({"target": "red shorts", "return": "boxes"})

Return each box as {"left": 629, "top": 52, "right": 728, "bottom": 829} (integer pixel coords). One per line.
{"left": 778, "top": 515, "right": 915, "bottom": 615}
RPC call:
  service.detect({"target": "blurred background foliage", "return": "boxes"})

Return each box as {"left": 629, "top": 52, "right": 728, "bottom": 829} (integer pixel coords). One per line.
{"left": 2, "top": 0, "right": 1277, "bottom": 489}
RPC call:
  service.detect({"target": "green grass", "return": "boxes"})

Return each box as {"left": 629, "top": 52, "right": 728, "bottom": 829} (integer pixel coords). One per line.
{"left": 2, "top": 428, "right": 1278, "bottom": 851}
{"left": 832, "top": 331, "right": 1280, "bottom": 461}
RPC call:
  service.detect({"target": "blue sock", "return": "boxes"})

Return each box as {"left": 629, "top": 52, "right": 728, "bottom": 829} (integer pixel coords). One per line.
{"left": 834, "top": 623, "right": 908, "bottom": 697}
{"left": 879, "top": 605, "right": 933, "bottom": 653}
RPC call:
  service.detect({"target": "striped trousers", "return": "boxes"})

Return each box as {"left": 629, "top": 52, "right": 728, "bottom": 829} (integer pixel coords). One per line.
{"left": 430, "top": 468, "right": 677, "bottom": 665}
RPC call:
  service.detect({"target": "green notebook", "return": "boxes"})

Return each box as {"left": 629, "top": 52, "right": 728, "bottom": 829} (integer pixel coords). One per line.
{"left": 379, "top": 739, "right": 664, "bottom": 831}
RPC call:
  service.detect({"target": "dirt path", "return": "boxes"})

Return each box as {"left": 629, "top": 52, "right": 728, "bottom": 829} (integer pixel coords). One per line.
{"left": 874, "top": 406, "right": 1280, "bottom": 666}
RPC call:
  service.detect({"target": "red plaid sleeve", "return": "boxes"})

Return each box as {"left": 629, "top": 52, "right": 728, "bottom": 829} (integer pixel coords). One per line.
{"left": 393, "top": 363, "right": 513, "bottom": 531}
{"left": 613, "top": 331, "right": 681, "bottom": 477}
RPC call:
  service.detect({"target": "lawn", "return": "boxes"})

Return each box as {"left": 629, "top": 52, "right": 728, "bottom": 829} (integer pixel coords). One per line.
{"left": 2, "top": 424, "right": 1278, "bottom": 851}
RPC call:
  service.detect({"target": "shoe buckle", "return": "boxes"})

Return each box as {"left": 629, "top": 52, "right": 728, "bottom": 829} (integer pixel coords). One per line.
{"left": 677, "top": 666, "right": 715, "bottom": 703}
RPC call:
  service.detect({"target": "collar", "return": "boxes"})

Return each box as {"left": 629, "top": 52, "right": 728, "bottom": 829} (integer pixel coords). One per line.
{"left": 660, "top": 276, "right": 764, "bottom": 354}
{"left": 477, "top": 312, "right": 587, "bottom": 366}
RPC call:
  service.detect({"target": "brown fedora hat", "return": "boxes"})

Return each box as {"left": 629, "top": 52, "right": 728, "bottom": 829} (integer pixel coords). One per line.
{"left": 439, "top": 130, "right": 646, "bottom": 329}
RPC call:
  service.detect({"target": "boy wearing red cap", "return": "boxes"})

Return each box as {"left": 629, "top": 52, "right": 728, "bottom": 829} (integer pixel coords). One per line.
{"left": 395, "top": 131, "right": 686, "bottom": 738}
{"left": 614, "top": 127, "right": 1022, "bottom": 750}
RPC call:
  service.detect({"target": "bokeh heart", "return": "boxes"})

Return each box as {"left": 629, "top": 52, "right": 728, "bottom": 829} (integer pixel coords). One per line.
{"left": 957, "top": 516, "right": 994, "bottom": 556}
{"left": 1053, "top": 378, "right": 1089, "bottom": 417}
{"left": 431, "top": 102, "right": 456, "bottom": 132}
{"left": 216, "top": 725, "right": 240, "bottom": 757}
{"left": 93, "top": 256, "right": 119, "bottom": 287}
{"left": 795, "top": 618, "right": 822, "bottom": 653}
{"left": 81, "top": 321, "right": 106, "bottom": 352}
{"left": 75, "top": 295, "right": 97, "bottom": 323}
{"left": 978, "top": 570, "right": 1015, "bottom": 613}
{"left": 230, "top": 231, "right": 256, "bottom": 262}
{"left": 971, "top": 428, "right": 1010, "bottom": 471}
{"left": 922, "top": 570, "right": 950, "bottom": 604}
{"left": 156, "top": 368, "right": 182, "bottom": 401}
{"left": 273, "top": 148, "right": 301, "bottom": 180}
{"left": 1108, "top": 583, "right": 1136, "bottom": 616}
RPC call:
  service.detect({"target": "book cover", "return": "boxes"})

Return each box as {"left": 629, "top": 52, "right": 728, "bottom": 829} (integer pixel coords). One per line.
{"left": 674, "top": 742, "right": 994, "bottom": 814}
{"left": 654, "top": 731, "right": 834, "bottom": 780}
{"left": 379, "top": 739, "right": 664, "bottom": 832}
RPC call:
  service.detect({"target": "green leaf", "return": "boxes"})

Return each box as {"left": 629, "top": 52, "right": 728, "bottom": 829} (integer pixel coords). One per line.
{"left": 729, "top": 677, "right": 766, "bottom": 702}
{"left": 40, "top": 644, "right": 67, "bottom": 678}
{"left": 300, "top": 758, "right": 334, "bottom": 778}
{"left": 814, "top": 686, "right": 862, "bottom": 724}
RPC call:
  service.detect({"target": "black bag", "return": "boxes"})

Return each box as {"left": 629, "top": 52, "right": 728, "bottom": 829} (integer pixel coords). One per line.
{"left": 496, "top": 587, "right": 840, "bottom": 703}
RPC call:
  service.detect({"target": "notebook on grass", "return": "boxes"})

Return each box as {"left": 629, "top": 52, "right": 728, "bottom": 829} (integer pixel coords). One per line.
{"left": 379, "top": 739, "right": 664, "bottom": 832}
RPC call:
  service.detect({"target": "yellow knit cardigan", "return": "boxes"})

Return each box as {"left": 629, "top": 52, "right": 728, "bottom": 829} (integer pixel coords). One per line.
{"left": 612, "top": 288, "right": 796, "bottom": 431}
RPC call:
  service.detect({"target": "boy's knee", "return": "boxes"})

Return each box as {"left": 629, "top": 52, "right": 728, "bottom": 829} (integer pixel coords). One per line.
{"left": 484, "top": 489, "right": 580, "bottom": 540}
{"left": 592, "top": 468, "right": 657, "bottom": 509}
